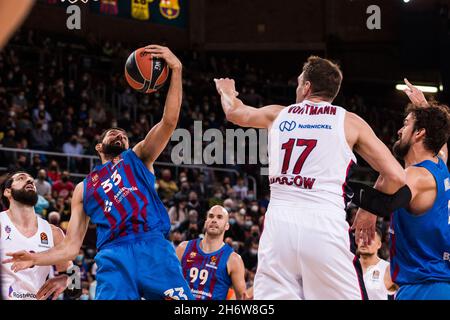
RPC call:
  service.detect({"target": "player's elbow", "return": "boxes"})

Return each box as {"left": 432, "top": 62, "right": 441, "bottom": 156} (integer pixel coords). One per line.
{"left": 385, "top": 170, "right": 406, "bottom": 188}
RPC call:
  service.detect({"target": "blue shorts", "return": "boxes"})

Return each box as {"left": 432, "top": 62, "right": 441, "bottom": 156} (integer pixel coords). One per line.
{"left": 396, "top": 282, "right": 450, "bottom": 300}
{"left": 94, "top": 232, "right": 193, "bottom": 300}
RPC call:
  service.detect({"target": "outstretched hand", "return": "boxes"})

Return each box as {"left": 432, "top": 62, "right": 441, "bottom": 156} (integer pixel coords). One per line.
{"left": 214, "top": 78, "right": 239, "bottom": 97}
{"left": 144, "top": 45, "right": 182, "bottom": 70}
{"left": 403, "top": 78, "right": 429, "bottom": 108}
{"left": 2, "top": 250, "right": 36, "bottom": 273}
{"left": 351, "top": 209, "right": 377, "bottom": 246}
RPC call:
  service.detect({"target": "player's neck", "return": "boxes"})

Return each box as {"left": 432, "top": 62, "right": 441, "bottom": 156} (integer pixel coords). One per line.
{"left": 200, "top": 236, "right": 224, "bottom": 254}
{"left": 7, "top": 202, "right": 37, "bottom": 229}
{"left": 404, "top": 145, "right": 437, "bottom": 168}
{"left": 360, "top": 254, "right": 380, "bottom": 270}
{"left": 303, "top": 96, "right": 332, "bottom": 104}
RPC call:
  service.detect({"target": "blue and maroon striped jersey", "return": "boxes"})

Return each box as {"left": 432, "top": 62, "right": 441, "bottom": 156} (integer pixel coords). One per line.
{"left": 181, "top": 239, "right": 233, "bottom": 300}
{"left": 83, "top": 149, "right": 170, "bottom": 250}
{"left": 390, "top": 157, "right": 450, "bottom": 285}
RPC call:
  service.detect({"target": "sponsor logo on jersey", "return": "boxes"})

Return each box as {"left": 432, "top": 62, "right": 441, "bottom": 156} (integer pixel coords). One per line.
{"left": 210, "top": 256, "right": 217, "bottom": 266}
{"left": 279, "top": 121, "right": 296, "bottom": 132}
{"left": 298, "top": 124, "right": 332, "bottom": 130}
{"left": 8, "top": 285, "right": 36, "bottom": 300}
{"left": 190, "top": 252, "right": 197, "bottom": 259}
{"left": 5, "top": 225, "right": 12, "bottom": 240}
{"left": 444, "top": 252, "right": 450, "bottom": 262}
{"left": 445, "top": 178, "right": 450, "bottom": 191}
{"left": 40, "top": 232, "right": 48, "bottom": 245}
{"left": 104, "top": 200, "right": 113, "bottom": 213}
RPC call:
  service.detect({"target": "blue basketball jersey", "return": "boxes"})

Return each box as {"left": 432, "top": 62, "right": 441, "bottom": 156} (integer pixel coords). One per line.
{"left": 390, "top": 157, "right": 450, "bottom": 286}
{"left": 181, "top": 239, "right": 234, "bottom": 300}
{"left": 83, "top": 149, "right": 170, "bottom": 250}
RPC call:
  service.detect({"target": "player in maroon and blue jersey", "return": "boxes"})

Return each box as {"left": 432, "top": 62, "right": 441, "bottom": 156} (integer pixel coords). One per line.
{"left": 176, "top": 205, "right": 247, "bottom": 300}
{"left": 3, "top": 45, "right": 193, "bottom": 300}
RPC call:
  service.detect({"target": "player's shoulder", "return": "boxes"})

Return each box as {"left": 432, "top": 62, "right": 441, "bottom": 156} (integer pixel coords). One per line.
{"left": 227, "top": 251, "right": 243, "bottom": 265}
{"left": 176, "top": 240, "right": 190, "bottom": 253}
{"left": 405, "top": 165, "right": 435, "bottom": 190}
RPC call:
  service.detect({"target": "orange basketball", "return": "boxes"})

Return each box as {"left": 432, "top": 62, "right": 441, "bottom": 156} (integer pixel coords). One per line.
{"left": 124, "top": 47, "right": 169, "bottom": 93}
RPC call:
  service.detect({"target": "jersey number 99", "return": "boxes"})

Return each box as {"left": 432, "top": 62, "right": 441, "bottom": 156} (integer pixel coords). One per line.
{"left": 189, "top": 267, "right": 209, "bottom": 285}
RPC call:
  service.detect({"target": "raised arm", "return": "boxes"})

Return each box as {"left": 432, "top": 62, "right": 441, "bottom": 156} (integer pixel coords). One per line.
{"left": 133, "top": 45, "right": 182, "bottom": 169}
{"left": 214, "top": 78, "right": 284, "bottom": 129}
{"left": 403, "top": 79, "right": 448, "bottom": 163}
{"left": 348, "top": 112, "right": 406, "bottom": 190}
{"left": 3, "top": 182, "right": 90, "bottom": 271}
{"left": 227, "top": 253, "right": 247, "bottom": 300}
{"left": 347, "top": 112, "right": 406, "bottom": 244}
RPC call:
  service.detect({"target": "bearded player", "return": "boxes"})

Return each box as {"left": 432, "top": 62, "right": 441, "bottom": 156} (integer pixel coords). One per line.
{"left": 1, "top": 171, "right": 72, "bottom": 300}
{"left": 3, "top": 46, "right": 193, "bottom": 300}
{"left": 353, "top": 80, "right": 450, "bottom": 300}
{"left": 176, "top": 205, "right": 247, "bottom": 300}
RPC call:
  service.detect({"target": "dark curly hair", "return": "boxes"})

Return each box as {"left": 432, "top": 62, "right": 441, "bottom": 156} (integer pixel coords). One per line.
{"left": 405, "top": 103, "right": 450, "bottom": 155}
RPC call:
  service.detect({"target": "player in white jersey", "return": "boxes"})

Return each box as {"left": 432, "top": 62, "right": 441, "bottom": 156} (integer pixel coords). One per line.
{"left": 357, "top": 229, "right": 397, "bottom": 300}
{"left": 1, "top": 171, "right": 71, "bottom": 300}
{"left": 214, "top": 56, "right": 408, "bottom": 299}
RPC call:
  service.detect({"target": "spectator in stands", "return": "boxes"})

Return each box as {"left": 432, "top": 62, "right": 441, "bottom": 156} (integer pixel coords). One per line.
{"left": 11, "top": 90, "right": 28, "bottom": 111}
{"left": 47, "top": 211, "right": 61, "bottom": 227}
{"left": 52, "top": 170, "right": 74, "bottom": 200}
{"left": 34, "top": 168, "right": 52, "bottom": 200}
{"left": 47, "top": 159, "right": 61, "bottom": 183}
{"left": 158, "top": 169, "right": 178, "bottom": 201}
{"left": 233, "top": 177, "right": 248, "bottom": 200}
{"left": 34, "top": 194, "right": 49, "bottom": 218}
{"left": 187, "top": 190, "right": 201, "bottom": 212}
{"left": 208, "top": 187, "right": 224, "bottom": 207}
{"left": 7, "top": 153, "right": 29, "bottom": 172}
{"left": 62, "top": 135, "right": 84, "bottom": 172}
{"left": 32, "top": 99, "right": 52, "bottom": 131}
{"left": 29, "top": 154, "right": 44, "bottom": 177}
{"left": 168, "top": 195, "right": 188, "bottom": 227}
{"left": 89, "top": 101, "right": 106, "bottom": 126}
{"left": 241, "top": 239, "right": 259, "bottom": 270}
{"left": 30, "top": 121, "right": 53, "bottom": 150}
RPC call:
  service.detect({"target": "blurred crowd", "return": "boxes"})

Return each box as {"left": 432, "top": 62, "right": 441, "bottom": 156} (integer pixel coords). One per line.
{"left": 0, "top": 28, "right": 396, "bottom": 299}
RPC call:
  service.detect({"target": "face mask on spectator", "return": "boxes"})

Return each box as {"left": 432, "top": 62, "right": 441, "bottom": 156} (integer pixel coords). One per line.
{"left": 229, "top": 218, "right": 236, "bottom": 225}
{"left": 76, "top": 254, "right": 84, "bottom": 263}
{"left": 250, "top": 249, "right": 258, "bottom": 256}
{"left": 251, "top": 205, "right": 258, "bottom": 213}
{"left": 244, "top": 221, "right": 253, "bottom": 229}
{"left": 80, "top": 294, "right": 89, "bottom": 301}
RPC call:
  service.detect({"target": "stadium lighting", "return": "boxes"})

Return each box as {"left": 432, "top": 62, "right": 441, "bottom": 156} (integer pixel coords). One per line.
{"left": 395, "top": 84, "right": 438, "bottom": 93}
{"left": 403, "top": 0, "right": 411, "bottom": 3}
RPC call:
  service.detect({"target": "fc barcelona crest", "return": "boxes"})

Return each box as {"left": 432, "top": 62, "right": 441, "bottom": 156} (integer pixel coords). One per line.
{"left": 160, "top": 0, "right": 180, "bottom": 20}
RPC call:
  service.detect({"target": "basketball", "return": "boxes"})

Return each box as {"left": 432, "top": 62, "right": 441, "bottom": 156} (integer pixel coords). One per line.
{"left": 124, "top": 47, "right": 169, "bottom": 93}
